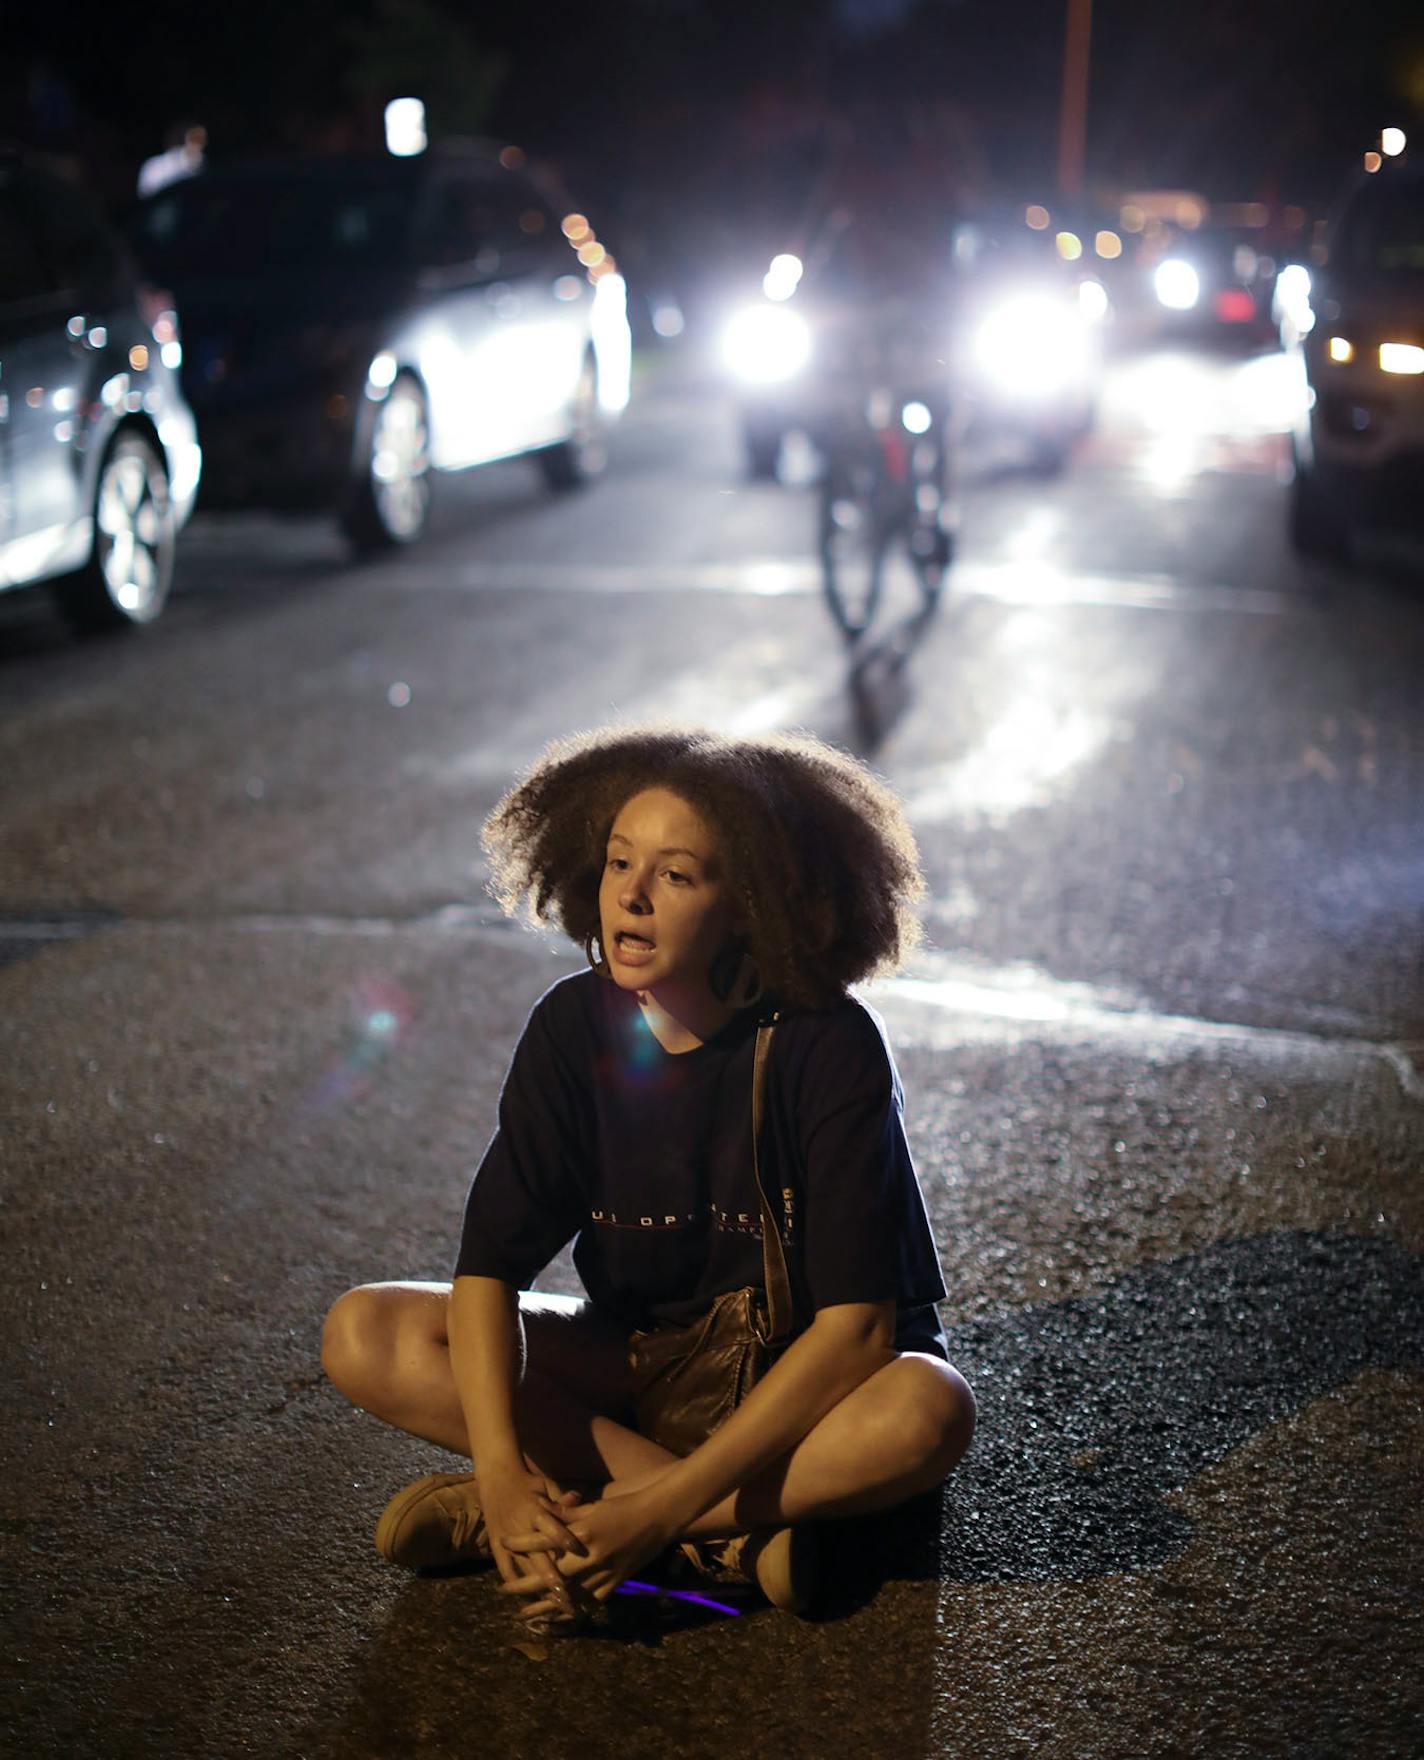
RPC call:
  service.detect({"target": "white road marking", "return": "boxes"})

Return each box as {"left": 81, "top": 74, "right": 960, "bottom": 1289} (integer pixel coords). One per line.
{"left": 386, "top": 555, "right": 1294, "bottom": 617}
{"left": 866, "top": 951, "right": 1424, "bottom": 1101}
{"left": 16, "top": 907, "right": 1412, "bottom": 1098}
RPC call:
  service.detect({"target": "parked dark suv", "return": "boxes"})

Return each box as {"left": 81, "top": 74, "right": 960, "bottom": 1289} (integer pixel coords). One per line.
{"left": 1289, "top": 161, "right": 1424, "bottom": 557}
{"left": 0, "top": 149, "right": 202, "bottom": 628}
{"left": 130, "top": 142, "right": 631, "bottom": 551}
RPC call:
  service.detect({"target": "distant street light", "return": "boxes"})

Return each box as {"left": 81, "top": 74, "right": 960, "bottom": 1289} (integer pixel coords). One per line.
{"left": 1381, "top": 127, "right": 1407, "bottom": 157}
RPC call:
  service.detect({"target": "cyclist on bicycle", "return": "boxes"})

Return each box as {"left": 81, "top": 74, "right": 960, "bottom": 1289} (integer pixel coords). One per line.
{"left": 795, "top": 197, "right": 958, "bottom": 638}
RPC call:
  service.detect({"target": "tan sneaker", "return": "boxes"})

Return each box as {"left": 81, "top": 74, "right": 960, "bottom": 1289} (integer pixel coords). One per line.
{"left": 374, "top": 1472, "right": 492, "bottom": 1571}
{"left": 680, "top": 1525, "right": 816, "bottom": 1614}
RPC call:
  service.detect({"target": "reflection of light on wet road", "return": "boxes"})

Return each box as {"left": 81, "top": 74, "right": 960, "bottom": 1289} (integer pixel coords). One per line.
{"left": 1004, "top": 506, "right": 1061, "bottom": 562}
{"left": 906, "top": 695, "right": 1106, "bottom": 821}
{"left": 903, "top": 608, "right": 1112, "bottom": 821}
{"left": 617, "top": 634, "right": 829, "bottom": 736}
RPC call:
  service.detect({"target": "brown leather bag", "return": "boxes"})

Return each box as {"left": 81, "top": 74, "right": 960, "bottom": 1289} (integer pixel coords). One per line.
{"left": 626, "top": 1020, "right": 796, "bottom": 1458}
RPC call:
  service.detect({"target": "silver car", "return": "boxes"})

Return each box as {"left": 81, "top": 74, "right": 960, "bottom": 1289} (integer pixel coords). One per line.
{"left": 0, "top": 149, "right": 202, "bottom": 629}
{"left": 131, "top": 142, "right": 632, "bottom": 552}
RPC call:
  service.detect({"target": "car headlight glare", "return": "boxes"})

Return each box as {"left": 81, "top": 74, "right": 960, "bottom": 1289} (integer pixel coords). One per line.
{"left": 1154, "top": 258, "right": 1200, "bottom": 310}
{"left": 367, "top": 350, "right": 399, "bottom": 393}
{"left": 1379, "top": 342, "right": 1424, "bottom": 375}
{"left": 722, "top": 305, "right": 813, "bottom": 384}
{"left": 972, "top": 297, "right": 1089, "bottom": 397}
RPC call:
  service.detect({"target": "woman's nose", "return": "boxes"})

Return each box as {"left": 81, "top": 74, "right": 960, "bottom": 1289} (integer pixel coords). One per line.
{"left": 619, "top": 874, "right": 651, "bottom": 912}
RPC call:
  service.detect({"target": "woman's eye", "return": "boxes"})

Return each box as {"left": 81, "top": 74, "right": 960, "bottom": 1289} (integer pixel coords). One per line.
{"left": 665, "top": 869, "right": 690, "bottom": 885}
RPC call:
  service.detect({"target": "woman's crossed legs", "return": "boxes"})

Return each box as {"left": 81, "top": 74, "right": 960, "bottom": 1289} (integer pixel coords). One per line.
{"left": 322, "top": 1280, "right": 974, "bottom": 1539}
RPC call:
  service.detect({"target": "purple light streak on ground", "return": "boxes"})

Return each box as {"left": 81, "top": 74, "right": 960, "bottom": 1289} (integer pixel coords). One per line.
{"left": 615, "top": 1579, "right": 742, "bottom": 1616}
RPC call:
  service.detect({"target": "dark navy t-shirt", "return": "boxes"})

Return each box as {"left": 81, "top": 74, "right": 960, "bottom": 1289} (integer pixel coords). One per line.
{"left": 454, "top": 972, "right": 947, "bottom": 1334}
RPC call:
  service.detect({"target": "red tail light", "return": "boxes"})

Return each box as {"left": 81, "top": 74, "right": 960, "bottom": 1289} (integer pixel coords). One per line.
{"left": 1214, "top": 288, "right": 1256, "bottom": 324}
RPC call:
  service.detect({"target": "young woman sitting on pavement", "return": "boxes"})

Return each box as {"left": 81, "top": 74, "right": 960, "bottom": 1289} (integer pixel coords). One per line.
{"left": 321, "top": 725, "right": 975, "bottom": 1626}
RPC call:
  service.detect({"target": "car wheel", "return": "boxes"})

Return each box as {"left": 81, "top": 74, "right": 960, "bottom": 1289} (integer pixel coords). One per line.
{"left": 53, "top": 430, "right": 176, "bottom": 631}
{"left": 1288, "top": 461, "right": 1350, "bottom": 562}
{"left": 1027, "top": 435, "right": 1069, "bottom": 477}
{"left": 744, "top": 426, "right": 782, "bottom": 481}
{"left": 342, "top": 376, "right": 432, "bottom": 553}
{"left": 537, "top": 355, "right": 605, "bottom": 492}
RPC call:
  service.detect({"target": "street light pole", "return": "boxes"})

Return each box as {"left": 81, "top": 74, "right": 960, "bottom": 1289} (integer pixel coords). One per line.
{"left": 1058, "top": 0, "right": 1092, "bottom": 202}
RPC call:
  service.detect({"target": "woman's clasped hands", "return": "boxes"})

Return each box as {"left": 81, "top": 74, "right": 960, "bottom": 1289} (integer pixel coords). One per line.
{"left": 498, "top": 1473, "right": 684, "bottom": 1627}
{"left": 478, "top": 1459, "right": 591, "bottom": 1628}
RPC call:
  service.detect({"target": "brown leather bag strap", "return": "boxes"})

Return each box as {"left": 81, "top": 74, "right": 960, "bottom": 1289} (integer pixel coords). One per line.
{"left": 752, "top": 1018, "right": 794, "bottom": 1341}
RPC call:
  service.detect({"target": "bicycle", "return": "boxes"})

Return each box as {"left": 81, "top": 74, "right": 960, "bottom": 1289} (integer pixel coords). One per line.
{"left": 816, "top": 384, "right": 955, "bottom": 642}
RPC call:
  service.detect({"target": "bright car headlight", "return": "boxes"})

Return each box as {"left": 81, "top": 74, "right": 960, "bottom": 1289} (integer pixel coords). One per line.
{"left": 972, "top": 297, "right": 1089, "bottom": 397}
{"left": 1379, "top": 342, "right": 1424, "bottom": 376}
{"left": 721, "top": 304, "right": 813, "bottom": 385}
{"left": 1154, "top": 258, "right": 1200, "bottom": 311}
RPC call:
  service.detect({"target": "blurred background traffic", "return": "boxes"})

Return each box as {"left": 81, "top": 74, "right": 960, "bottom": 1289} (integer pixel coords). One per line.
{"left": 2, "top": 0, "right": 1421, "bottom": 632}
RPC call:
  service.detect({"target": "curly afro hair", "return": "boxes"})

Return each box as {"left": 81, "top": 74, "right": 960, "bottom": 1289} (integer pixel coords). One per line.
{"left": 482, "top": 725, "right": 924, "bottom": 1010}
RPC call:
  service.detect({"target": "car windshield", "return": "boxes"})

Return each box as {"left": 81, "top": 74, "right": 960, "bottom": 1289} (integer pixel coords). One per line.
{"left": 1335, "top": 180, "right": 1424, "bottom": 280}
{"left": 803, "top": 208, "right": 956, "bottom": 307}
{"left": 134, "top": 168, "right": 416, "bottom": 275}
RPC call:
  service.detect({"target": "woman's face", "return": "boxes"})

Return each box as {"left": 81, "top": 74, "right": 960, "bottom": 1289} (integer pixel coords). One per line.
{"left": 598, "top": 787, "right": 739, "bottom": 1001}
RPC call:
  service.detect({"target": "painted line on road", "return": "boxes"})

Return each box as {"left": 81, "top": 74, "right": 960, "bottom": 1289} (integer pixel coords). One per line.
{"left": 389, "top": 556, "right": 1294, "bottom": 617}
{"left": 13, "top": 906, "right": 1411, "bottom": 1099}
{"left": 954, "top": 561, "right": 1292, "bottom": 617}
{"left": 450, "top": 557, "right": 821, "bottom": 596}
{"left": 868, "top": 955, "right": 1424, "bottom": 1101}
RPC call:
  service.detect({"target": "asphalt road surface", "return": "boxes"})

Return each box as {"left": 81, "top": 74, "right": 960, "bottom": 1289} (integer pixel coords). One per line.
{"left": 3, "top": 337, "right": 1422, "bottom": 1760}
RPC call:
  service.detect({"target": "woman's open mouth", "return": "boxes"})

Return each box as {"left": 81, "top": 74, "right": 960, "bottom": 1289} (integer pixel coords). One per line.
{"left": 612, "top": 929, "right": 656, "bottom": 962}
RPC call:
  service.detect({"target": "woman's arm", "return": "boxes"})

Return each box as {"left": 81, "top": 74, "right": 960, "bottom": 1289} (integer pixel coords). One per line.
{"left": 448, "top": 1275, "right": 585, "bottom": 1607}
{"left": 448, "top": 1274, "right": 526, "bottom": 1478}
{"left": 655, "top": 1297, "right": 898, "bottom": 1530}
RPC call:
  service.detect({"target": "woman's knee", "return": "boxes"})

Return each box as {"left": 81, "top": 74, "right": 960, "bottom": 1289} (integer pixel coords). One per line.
{"left": 881, "top": 1356, "right": 976, "bottom": 1483}
{"left": 321, "top": 1283, "right": 431, "bottom": 1404}
{"left": 321, "top": 1286, "right": 378, "bottom": 1399}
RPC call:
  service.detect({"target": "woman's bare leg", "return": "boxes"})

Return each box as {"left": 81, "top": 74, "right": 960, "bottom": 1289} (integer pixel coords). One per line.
{"left": 321, "top": 1281, "right": 973, "bottom": 1533}
{"left": 322, "top": 1281, "right": 675, "bottom": 1486}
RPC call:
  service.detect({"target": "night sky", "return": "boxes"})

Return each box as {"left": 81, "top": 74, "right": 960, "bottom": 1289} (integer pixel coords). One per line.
{"left": 9, "top": 0, "right": 1422, "bottom": 226}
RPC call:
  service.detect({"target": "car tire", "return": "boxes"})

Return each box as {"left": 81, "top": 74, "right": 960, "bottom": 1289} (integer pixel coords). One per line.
{"left": 744, "top": 427, "right": 782, "bottom": 481}
{"left": 1027, "top": 435, "right": 1069, "bottom": 477}
{"left": 342, "top": 375, "right": 432, "bottom": 553}
{"left": 52, "top": 429, "right": 176, "bottom": 632}
{"left": 1288, "top": 461, "right": 1351, "bottom": 562}
{"left": 537, "top": 355, "right": 605, "bottom": 492}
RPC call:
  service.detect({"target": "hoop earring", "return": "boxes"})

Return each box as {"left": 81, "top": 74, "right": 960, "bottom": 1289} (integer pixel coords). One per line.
{"left": 708, "top": 938, "right": 743, "bottom": 1003}
{"left": 584, "top": 931, "right": 610, "bottom": 978}
{"left": 711, "top": 938, "right": 764, "bottom": 1007}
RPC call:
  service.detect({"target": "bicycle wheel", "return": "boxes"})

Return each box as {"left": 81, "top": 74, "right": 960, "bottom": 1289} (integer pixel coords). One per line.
{"left": 903, "top": 433, "right": 954, "bottom": 610}
{"left": 818, "top": 457, "right": 889, "bottom": 640}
